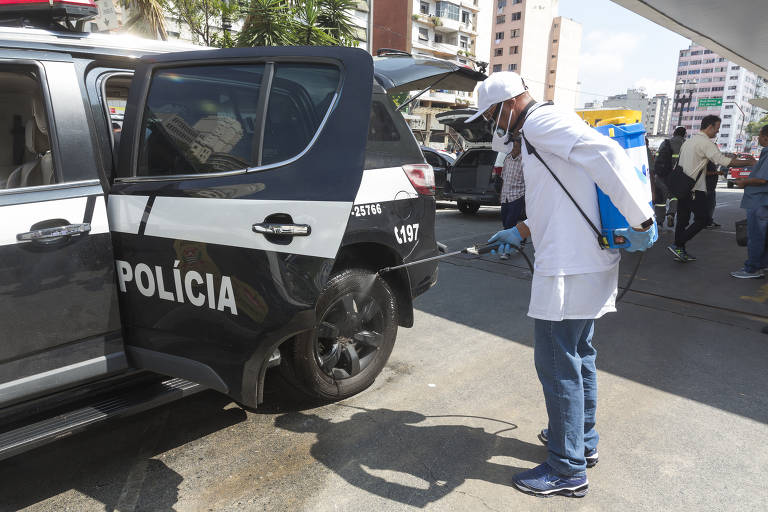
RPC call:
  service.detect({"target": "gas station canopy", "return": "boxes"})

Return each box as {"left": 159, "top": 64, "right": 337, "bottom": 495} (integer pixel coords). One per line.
{"left": 612, "top": 0, "right": 768, "bottom": 77}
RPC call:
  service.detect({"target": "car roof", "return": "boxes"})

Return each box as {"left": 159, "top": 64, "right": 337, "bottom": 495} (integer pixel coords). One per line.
{"left": 0, "top": 26, "right": 204, "bottom": 58}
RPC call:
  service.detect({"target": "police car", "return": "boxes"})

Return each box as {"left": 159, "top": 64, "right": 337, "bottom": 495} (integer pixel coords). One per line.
{"left": 0, "top": 1, "right": 485, "bottom": 459}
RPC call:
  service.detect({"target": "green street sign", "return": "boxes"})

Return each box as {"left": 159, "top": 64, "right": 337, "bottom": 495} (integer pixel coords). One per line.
{"left": 698, "top": 97, "right": 723, "bottom": 108}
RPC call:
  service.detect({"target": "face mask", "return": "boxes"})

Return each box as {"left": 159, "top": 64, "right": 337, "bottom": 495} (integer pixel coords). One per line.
{"left": 491, "top": 103, "right": 514, "bottom": 153}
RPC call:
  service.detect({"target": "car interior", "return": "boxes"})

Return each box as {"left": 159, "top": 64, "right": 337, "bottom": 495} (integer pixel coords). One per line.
{"left": 0, "top": 69, "right": 54, "bottom": 190}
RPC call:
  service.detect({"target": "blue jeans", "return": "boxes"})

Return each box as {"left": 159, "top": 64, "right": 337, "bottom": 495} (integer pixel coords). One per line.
{"left": 534, "top": 319, "right": 598, "bottom": 477}
{"left": 744, "top": 206, "right": 768, "bottom": 273}
{"left": 501, "top": 196, "right": 525, "bottom": 229}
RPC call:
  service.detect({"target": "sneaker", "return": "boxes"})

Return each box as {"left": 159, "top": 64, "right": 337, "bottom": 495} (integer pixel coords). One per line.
{"left": 683, "top": 250, "right": 697, "bottom": 262}
{"left": 731, "top": 269, "right": 764, "bottom": 279}
{"left": 539, "top": 429, "right": 599, "bottom": 468}
{"left": 512, "top": 463, "right": 588, "bottom": 498}
{"left": 667, "top": 244, "right": 688, "bottom": 262}
{"left": 500, "top": 253, "right": 510, "bottom": 260}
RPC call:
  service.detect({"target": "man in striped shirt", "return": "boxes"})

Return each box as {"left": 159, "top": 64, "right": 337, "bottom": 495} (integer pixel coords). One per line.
{"left": 499, "top": 137, "right": 526, "bottom": 260}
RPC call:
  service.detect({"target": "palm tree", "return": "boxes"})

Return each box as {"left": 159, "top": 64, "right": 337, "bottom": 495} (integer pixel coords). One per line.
{"left": 237, "top": 0, "right": 296, "bottom": 47}
{"left": 318, "top": 0, "right": 358, "bottom": 46}
{"left": 119, "top": 0, "right": 169, "bottom": 40}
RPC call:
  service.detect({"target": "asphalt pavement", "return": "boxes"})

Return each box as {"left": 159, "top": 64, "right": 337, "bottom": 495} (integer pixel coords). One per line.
{"left": 2, "top": 183, "right": 767, "bottom": 511}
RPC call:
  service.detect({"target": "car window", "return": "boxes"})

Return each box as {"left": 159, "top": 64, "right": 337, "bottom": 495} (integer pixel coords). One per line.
{"left": 0, "top": 66, "right": 57, "bottom": 190}
{"left": 423, "top": 151, "right": 443, "bottom": 168}
{"left": 261, "top": 63, "right": 340, "bottom": 165}
{"left": 137, "top": 64, "right": 265, "bottom": 177}
{"left": 364, "top": 96, "right": 424, "bottom": 169}
{"left": 135, "top": 62, "right": 341, "bottom": 177}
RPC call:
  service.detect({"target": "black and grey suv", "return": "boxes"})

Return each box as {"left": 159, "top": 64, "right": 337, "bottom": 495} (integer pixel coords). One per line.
{"left": 0, "top": 20, "right": 485, "bottom": 460}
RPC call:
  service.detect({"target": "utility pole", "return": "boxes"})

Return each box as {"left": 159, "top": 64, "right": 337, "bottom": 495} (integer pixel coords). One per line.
{"left": 674, "top": 79, "right": 697, "bottom": 130}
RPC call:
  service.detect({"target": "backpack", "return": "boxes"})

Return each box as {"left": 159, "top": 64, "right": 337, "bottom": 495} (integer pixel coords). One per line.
{"left": 654, "top": 139, "right": 675, "bottom": 178}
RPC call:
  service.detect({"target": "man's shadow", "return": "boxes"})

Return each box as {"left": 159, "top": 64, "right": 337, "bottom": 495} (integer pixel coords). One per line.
{"left": 275, "top": 408, "right": 545, "bottom": 508}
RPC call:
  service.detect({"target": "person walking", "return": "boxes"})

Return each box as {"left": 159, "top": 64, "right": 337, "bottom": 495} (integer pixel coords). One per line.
{"left": 468, "top": 72, "right": 657, "bottom": 498}
{"left": 667, "top": 115, "right": 756, "bottom": 262}
{"left": 654, "top": 126, "right": 687, "bottom": 227}
{"left": 499, "top": 137, "right": 526, "bottom": 260}
{"left": 731, "top": 125, "right": 768, "bottom": 278}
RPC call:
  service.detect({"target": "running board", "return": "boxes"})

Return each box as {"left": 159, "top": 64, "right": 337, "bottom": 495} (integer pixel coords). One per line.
{"left": 0, "top": 377, "right": 203, "bottom": 461}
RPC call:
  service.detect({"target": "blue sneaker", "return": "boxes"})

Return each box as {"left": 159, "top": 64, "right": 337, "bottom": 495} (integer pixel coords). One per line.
{"left": 538, "top": 428, "right": 599, "bottom": 468}
{"left": 512, "top": 463, "right": 588, "bottom": 498}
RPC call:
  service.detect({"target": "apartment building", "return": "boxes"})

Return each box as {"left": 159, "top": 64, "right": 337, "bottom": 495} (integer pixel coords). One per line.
{"left": 601, "top": 88, "right": 672, "bottom": 136}
{"left": 672, "top": 42, "right": 767, "bottom": 152}
{"left": 489, "top": 0, "right": 581, "bottom": 109}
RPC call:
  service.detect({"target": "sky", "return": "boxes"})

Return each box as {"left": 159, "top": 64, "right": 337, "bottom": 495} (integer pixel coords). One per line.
{"left": 557, "top": 0, "right": 691, "bottom": 107}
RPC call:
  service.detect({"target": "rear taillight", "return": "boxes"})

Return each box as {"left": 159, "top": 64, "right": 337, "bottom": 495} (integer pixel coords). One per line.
{"left": 403, "top": 164, "right": 435, "bottom": 196}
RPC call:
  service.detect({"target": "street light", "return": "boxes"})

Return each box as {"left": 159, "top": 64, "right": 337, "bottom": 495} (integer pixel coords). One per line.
{"left": 674, "top": 79, "right": 697, "bottom": 130}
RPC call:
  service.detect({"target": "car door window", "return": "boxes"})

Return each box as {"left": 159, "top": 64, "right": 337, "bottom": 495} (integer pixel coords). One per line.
{"left": 0, "top": 65, "right": 57, "bottom": 190}
{"left": 261, "top": 63, "right": 340, "bottom": 165}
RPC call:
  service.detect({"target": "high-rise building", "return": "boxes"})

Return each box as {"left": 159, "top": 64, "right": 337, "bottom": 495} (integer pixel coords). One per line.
{"left": 489, "top": 0, "right": 581, "bottom": 109}
{"left": 600, "top": 88, "right": 672, "bottom": 136}
{"left": 671, "top": 42, "right": 767, "bottom": 152}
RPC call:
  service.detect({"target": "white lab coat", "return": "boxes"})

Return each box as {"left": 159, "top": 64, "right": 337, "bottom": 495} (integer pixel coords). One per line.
{"left": 520, "top": 105, "right": 654, "bottom": 321}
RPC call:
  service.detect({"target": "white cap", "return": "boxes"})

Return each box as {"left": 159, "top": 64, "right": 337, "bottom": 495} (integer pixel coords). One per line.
{"left": 465, "top": 72, "right": 527, "bottom": 123}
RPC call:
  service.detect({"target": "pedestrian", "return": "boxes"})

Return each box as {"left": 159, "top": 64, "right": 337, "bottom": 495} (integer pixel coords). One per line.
{"left": 731, "top": 124, "right": 768, "bottom": 278}
{"left": 704, "top": 161, "right": 723, "bottom": 228}
{"left": 467, "top": 72, "right": 657, "bottom": 498}
{"left": 654, "top": 126, "right": 687, "bottom": 227}
{"left": 499, "top": 136, "right": 526, "bottom": 260}
{"left": 667, "top": 115, "right": 755, "bottom": 262}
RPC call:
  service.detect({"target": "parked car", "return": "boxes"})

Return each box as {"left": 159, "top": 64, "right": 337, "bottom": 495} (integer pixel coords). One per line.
{"left": 420, "top": 146, "right": 455, "bottom": 200}
{"left": 0, "top": 8, "right": 485, "bottom": 460}
{"left": 436, "top": 109, "right": 504, "bottom": 214}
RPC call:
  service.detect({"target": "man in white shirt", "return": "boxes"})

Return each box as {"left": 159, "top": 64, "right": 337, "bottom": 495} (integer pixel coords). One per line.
{"left": 668, "top": 115, "right": 756, "bottom": 262}
{"left": 467, "top": 72, "right": 657, "bottom": 498}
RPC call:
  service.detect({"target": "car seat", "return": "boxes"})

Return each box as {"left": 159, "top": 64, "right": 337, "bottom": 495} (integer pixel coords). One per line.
{"left": 5, "top": 97, "right": 53, "bottom": 189}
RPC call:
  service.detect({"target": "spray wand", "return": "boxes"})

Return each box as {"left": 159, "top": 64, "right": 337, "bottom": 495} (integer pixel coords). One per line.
{"left": 378, "top": 242, "right": 534, "bottom": 276}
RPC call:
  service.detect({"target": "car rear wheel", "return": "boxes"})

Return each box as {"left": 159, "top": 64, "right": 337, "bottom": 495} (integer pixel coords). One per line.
{"left": 283, "top": 268, "right": 398, "bottom": 401}
{"left": 458, "top": 201, "right": 480, "bottom": 215}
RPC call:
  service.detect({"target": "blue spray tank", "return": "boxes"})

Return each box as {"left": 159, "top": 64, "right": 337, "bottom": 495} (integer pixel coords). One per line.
{"left": 593, "top": 122, "right": 654, "bottom": 249}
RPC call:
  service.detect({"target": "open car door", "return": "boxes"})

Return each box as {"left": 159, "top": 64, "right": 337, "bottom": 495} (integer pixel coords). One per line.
{"left": 108, "top": 46, "right": 373, "bottom": 407}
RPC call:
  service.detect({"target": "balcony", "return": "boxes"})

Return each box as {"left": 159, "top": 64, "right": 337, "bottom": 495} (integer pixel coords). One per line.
{"left": 412, "top": 38, "right": 461, "bottom": 58}
{"left": 434, "top": 17, "right": 478, "bottom": 35}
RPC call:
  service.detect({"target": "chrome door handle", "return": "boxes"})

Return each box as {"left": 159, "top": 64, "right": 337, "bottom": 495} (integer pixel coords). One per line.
{"left": 17, "top": 223, "right": 91, "bottom": 242}
{"left": 252, "top": 223, "right": 311, "bottom": 237}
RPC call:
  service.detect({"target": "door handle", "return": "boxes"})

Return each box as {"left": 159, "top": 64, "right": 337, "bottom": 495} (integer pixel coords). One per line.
{"left": 252, "top": 222, "right": 311, "bottom": 237}
{"left": 17, "top": 223, "right": 91, "bottom": 243}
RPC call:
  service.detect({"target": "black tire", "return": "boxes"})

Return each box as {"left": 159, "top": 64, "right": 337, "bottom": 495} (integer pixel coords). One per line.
{"left": 458, "top": 201, "right": 480, "bottom": 214}
{"left": 285, "top": 268, "right": 398, "bottom": 401}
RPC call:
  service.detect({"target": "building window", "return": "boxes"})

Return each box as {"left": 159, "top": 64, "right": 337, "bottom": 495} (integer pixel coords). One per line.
{"left": 728, "top": 86, "right": 737, "bottom": 90}
{"left": 726, "top": 95, "right": 735, "bottom": 99}
{"left": 552, "top": 39, "right": 558, "bottom": 43}
{"left": 420, "top": 1, "right": 429, "bottom": 14}
{"left": 509, "top": 45, "right": 519, "bottom": 54}
{"left": 725, "top": 105, "right": 733, "bottom": 109}
{"left": 510, "top": 12, "right": 521, "bottom": 21}
{"left": 462, "top": 10, "right": 470, "bottom": 24}
{"left": 512, "top": 0, "right": 521, "bottom": 3}
{"left": 492, "top": 64, "right": 502, "bottom": 73}
{"left": 495, "top": 32, "right": 504, "bottom": 40}
{"left": 494, "top": 48, "right": 503, "bottom": 56}
{"left": 731, "top": 65, "right": 740, "bottom": 70}
{"left": 550, "top": 70, "right": 555, "bottom": 74}
{"left": 508, "top": 63, "right": 517, "bottom": 71}
{"left": 497, "top": 15, "right": 505, "bottom": 23}
{"left": 459, "top": 35, "right": 469, "bottom": 49}
{"left": 551, "top": 54, "right": 556, "bottom": 58}
{"left": 498, "top": 0, "right": 506, "bottom": 8}
{"left": 434, "top": 33, "right": 443, "bottom": 43}
{"left": 510, "top": 28, "right": 519, "bottom": 37}
{"left": 553, "top": 23, "right": 559, "bottom": 28}
{"left": 418, "top": 27, "right": 428, "bottom": 41}
{"left": 435, "top": 2, "right": 460, "bottom": 21}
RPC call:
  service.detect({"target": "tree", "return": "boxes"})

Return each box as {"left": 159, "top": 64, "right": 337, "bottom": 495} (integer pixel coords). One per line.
{"left": 119, "top": 0, "right": 169, "bottom": 40}
{"left": 237, "top": 0, "right": 361, "bottom": 47}
{"left": 163, "top": 0, "right": 241, "bottom": 47}
{"left": 746, "top": 114, "right": 768, "bottom": 138}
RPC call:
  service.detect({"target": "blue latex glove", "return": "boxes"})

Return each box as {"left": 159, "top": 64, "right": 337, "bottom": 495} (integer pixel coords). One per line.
{"left": 614, "top": 222, "right": 658, "bottom": 252}
{"left": 488, "top": 227, "right": 523, "bottom": 256}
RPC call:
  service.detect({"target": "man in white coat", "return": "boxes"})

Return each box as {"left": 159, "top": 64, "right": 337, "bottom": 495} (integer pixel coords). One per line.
{"left": 468, "top": 72, "right": 657, "bottom": 497}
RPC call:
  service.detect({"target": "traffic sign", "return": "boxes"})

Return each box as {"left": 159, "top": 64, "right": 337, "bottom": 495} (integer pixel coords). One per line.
{"left": 698, "top": 98, "right": 723, "bottom": 108}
